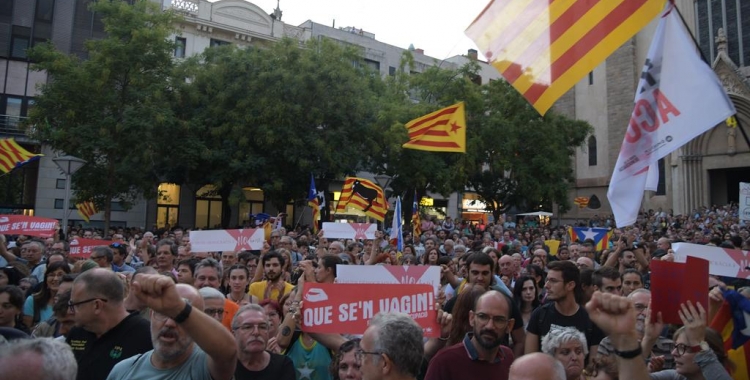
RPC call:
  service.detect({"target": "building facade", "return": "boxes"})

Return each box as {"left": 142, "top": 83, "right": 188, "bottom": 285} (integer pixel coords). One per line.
{"left": 558, "top": 0, "right": 750, "bottom": 222}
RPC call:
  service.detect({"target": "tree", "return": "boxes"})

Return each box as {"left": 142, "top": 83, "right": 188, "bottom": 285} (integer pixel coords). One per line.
{"left": 167, "top": 38, "right": 382, "bottom": 227}
{"left": 465, "top": 79, "right": 592, "bottom": 222}
{"left": 27, "top": 0, "right": 180, "bottom": 233}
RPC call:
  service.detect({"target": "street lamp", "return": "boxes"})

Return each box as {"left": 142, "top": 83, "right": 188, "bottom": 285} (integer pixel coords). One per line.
{"left": 53, "top": 155, "right": 86, "bottom": 236}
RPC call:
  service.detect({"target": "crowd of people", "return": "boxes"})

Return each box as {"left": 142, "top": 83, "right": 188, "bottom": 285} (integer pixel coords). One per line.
{"left": 0, "top": 203, "right": 747, "bottom": 380}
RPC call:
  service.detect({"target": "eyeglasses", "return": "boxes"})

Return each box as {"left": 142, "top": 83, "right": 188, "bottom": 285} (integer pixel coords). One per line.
{"left": 68, "top": 298, "right": 108, "bottom": 312}
{"left": 234, "top": 323, "right": 269, "bottom": 332}
{"left": 474, "top": 312, "right": 508, "bottom": 326}
{"left": 674, "top": 343, "right": 697, "bottom": 356}
{"left": 90, "top": 255, "right": 106, "bottom": 260}
{"left": 355, "top": 348, "right": 383, "bottom": 361}
{"left": 204, "top": 308, "right": 225, "bottom": 317}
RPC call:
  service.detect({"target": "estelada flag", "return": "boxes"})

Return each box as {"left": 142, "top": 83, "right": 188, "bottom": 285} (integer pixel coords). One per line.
{"left": 567, "top": 226, "right": 611, "bottom": 251}
{"left": 0, "top": 138, "right": 43, "bottom": 173}
{"left": 465, "top": 0, "right": 666, "bottom": 115}
{"left": 76, "top": 201, "right": 97, "bottom": 223}
{"left": 308, "top": 174, "right": 323, "bottom": 233}
{"left": 710, "top": 289, "right": 750, "bottom": 379}
{"left": 403, "top": 102, "right": 466, "bottom": 153}
{"left": 335, "top": 177, "right": 387, "bottom": 222}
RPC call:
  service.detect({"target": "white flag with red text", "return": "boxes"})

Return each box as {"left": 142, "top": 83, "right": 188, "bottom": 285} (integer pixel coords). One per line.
{"left": 608, "top": 7, "right": 735, "bottom": 227}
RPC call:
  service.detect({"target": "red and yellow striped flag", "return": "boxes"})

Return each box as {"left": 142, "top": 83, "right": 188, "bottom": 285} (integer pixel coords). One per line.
{"left": 403, "top": 102, "right": 466, "bottom": 153}
{"left": 335, "top": 177, "right": 388, "bottom": 222}
{"left": 0, "top": 138, "right": 43, "bottom": 173}
{"left": 710, "top": 290, "right": 750, "bottom": 380}
{"left": 466, "top": 0, "right": 667, "bottom": 115}
{"left": 76, "top": 201, "right": 97, "bottom": 223}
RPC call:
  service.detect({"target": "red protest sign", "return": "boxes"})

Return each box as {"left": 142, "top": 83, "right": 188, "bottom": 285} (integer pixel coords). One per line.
{"left": 650, "top": 256, "right": 709, "bottom": 325}
{"left": 300, "top": 283, "right": 439, "bottom": 338}
{"left": 0, "top": 215, "right": 58, "bottom": 238}
{"left": 69, "top": 238, "right": 111, "bottom": 258}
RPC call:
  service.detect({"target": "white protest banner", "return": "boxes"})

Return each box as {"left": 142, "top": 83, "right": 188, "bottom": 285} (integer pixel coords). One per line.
{"left": 741, "top": 182, "right": 750, "bottom": 221}
{"left": 322, "top": 222, "right": 376, "bottom": 239}
{"left": 336, "top": 264, "right": 441, "bottom": 295}
{"left": 673, "top": 242, "right": 750, "bottom": 279}
{"left": 189, "top": 229, "right": 264, "bottom": 252}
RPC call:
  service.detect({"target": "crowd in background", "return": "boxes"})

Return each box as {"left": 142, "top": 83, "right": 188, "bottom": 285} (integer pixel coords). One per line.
{"left": 0, "top": 202, "right": 747, "bottom": 380}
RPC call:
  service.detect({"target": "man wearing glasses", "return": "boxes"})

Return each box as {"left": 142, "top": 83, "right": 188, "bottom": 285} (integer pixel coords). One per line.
{"left": 359, "top": 312, "right": 423, "bottom": 380}
{"left": 425, "top": 291, "right": 515, "bottom": 380}
{"left": 232, "top": 304, "right": 294, "bottom": 380}
{"left": 66, "top": 268, "right": 152, "bottom": 380}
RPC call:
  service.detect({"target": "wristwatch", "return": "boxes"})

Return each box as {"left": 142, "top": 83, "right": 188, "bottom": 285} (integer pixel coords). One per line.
{"left": 688, "top": 341, "right": 710, "bottom": 353}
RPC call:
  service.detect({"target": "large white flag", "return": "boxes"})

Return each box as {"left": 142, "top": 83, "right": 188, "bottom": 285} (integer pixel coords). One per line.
{"left": 608, "top": 7, "right": 735, "bottom": 227}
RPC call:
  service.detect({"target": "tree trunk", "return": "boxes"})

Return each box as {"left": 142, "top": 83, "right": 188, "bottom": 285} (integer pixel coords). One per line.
{"left": 104, "top": 160, "right": 115, "bottom": 235}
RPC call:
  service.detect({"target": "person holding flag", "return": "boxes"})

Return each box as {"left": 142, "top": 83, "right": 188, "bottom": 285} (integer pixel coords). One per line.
{"left": 389, "top": 196, "right": 403, "bottom": 252}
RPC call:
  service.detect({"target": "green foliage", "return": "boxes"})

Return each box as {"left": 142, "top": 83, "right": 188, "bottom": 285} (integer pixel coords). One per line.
{"left": 26, "top": 0, "right": 181, "bottom": 231}
{"left": 167, "top": 38, "right": 382, "bottom": 226}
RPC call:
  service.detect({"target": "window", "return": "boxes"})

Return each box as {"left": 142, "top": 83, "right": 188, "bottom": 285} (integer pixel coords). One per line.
{"left": 54, "top": 199, "right": 77, "bottom": 209}
{"left": 35, "top": 0, "right": 55, "bottom": 22}
{"left": 656, "top": 158, "right": 666, "bottom": 195}
{"left": 364, "top": 58, "right": 380, "bottom": 72}
{"left": 56, "top": 179, "right": 65, "bottom": 189}
{"left": 174, "top": 37, "right": 186, "bottom": 58}
{"left": 209, "top": 38, "right": 229, "bottom": 47}
{"left": 195, "top": 184, "right": 222, "bottom": 229}
{"left": 10, "top": 26, "right": 30, "bottom": 59}
{"left": 588, "top": 71, "right": 594, "bottom": 85}
{"left": 4, "top": 97, "right": 22, "bottom": 128}
{"left": 588, "top": 136, "right": 597, "bottom": 166}
{"left": 389, "top": 66, "right": 396, "bottom": 76}
{"left": 240, "top": 187, "right": 264, "bottom": 226}
{"left": 156, "top": 183, "right": 180, "bottom": 229}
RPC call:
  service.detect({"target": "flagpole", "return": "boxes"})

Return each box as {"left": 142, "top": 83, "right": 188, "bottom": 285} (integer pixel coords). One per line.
{"left": 671, "top": 4, "right": 750, "bottom": 160}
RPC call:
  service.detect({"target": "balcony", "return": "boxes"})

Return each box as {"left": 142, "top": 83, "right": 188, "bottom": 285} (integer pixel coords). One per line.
{"left": 0, "top": 115, "right": 29, "bottom": 137}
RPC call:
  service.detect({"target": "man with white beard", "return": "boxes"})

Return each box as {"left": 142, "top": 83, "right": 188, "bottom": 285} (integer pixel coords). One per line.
{"left": 595, "top": 289, "right": 675, "bottom": 370}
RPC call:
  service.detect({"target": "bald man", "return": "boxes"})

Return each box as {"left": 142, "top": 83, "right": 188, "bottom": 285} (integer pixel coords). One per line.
{"left": 107, "top": 278, "right": 237, "bottom": 380}
{"left": 508, "top": 353, "right": 565, "bottom": 380}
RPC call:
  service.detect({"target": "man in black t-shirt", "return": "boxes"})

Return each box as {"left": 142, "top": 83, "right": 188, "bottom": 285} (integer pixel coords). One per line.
{"left": 233, "top": 303, "right": 295, "bottom": 380}
{"left": 525, "top": 261, "right": 603, "bottom": 355}
{"left": 66, "top": 269, "right": 152, "bottom": 380}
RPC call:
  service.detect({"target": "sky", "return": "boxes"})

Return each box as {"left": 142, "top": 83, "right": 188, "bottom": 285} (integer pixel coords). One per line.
{"left": 208, "top": 0, "right": 489, "bottom": 60}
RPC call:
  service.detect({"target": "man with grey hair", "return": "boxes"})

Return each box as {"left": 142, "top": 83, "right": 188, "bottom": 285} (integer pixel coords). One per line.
{"left": 194, "top": 258, "right": 239, "bottom": 332}
{"left": 453, "top": 244, "right": 467, "bottom": 257}
{"left": 508, "top": 352, "right": 566, "bottom": 380}
{"left": 0, "top": 337, "right": 78, "bottom": 380}
{"left": 328, "top": 241, "right": 345, "bottom": 256}
{"left": 596, "top": 288, "right": 674, "bottom": 369}
{"left": 198, "top": 287, "right": 227, "bottom": 324}
{"left": 359, "top": 312, "right": 424, "bottom": 380}
{"left": 107, "top": 280, "right": 237, "bottom": 380}
{"left": 90, "top": 246, "right": 115, "bottom": 269}
{"left": 441, "top": 239, "right": 455, "bottom": 257}
{"left": 232, "top": 304, "right": 294, "bottom": 379}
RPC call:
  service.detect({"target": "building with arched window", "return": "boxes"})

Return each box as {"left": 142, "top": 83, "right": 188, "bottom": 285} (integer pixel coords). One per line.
{"left": 560, "top": 0, "right": 750, "bottom": 221}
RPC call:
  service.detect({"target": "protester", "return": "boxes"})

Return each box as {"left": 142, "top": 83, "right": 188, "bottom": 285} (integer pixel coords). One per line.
{"left": 0, "top": 337, "right": 78, "bottom": 380}
{"left": 541, "top": 325, "right": 588, "bottom": 380}
{"left": 66, "top": 268, "right": 152, "bottom": 380}
{"left": 232, "top": 304, "right": 295, "bottom": 380}
{"left": 106, "top": 280, "right": 237, "bottom": 380}
{"left": 22, "top": 261, "right": 70, "bottom": 329}
{"left": 425, "top": 291, "right": 515, "bottom": 380}
{"left": 359, "top": 312, "right": 424, "bottom": 380}
{"left": 331, "top": 339, "right": 363, "bottom": 380}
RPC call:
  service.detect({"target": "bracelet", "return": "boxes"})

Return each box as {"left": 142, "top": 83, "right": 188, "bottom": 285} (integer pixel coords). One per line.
{"left": 172, "top": 302, "right": 192, "bottom": 324}
{"left": 614, "top": 344, "right": 643, "bottom": 359}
